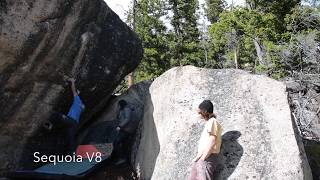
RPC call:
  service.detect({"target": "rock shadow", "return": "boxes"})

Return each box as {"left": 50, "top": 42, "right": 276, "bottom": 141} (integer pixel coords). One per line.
{"left": 81, "top": 120, "right": 118, "bottom": 144}
{"left": 215, "top": 131, "right": 243, "bottom": 179}
{"left": 18, "top": 119, "right": 72, "bottom": 170}
{"left": 132, "top": 90, "right": 160, "bottom": 179}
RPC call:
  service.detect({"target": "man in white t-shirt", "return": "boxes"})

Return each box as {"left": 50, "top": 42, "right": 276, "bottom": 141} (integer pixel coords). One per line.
{"left": 188, "top": 100, "right": 222, "bottom": 180}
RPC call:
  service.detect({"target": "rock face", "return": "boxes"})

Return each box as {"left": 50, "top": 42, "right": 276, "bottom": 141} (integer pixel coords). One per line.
{"left": 286, "top": 79, "right": 320, "bottom": 179}
{"left": 79, "top": 81, "right": 151, "bottom": 148}
{"left": 134, "top": 66, "right": 312, "bottom": 179}
{"left": 79, "top": 81, "right": 151, "bottom": 179}
{"left": 0, "top": 0, "right": 142, "bottom": 173}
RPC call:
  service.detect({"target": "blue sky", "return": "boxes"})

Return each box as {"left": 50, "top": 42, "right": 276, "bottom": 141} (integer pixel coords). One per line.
{"left": 104, "top": 0, "right": 245, "bottom": 21}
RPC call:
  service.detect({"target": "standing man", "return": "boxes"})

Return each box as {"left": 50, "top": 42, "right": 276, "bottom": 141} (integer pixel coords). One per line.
{"left": 44, "top": 78, "right": 85, "bottom": 151}
{"left": 113, "top": 100, "right": 138, "bottom": 165}
{"left": 188, "top": 100, "right": 222, "bottom": 180}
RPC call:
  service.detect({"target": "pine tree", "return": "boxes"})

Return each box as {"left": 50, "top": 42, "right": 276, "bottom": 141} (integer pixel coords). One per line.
{"left": 168, "top": 0, "right": 203, "bottom": 66}
{"left": 204, "top": 0, "right": 226, "bottom": 23}
{"left": 133, "top": 0, "right": 171, "bottom": 81}
{"left": 208, "top": 8, "right": 279, "bottom": 72}
{"left": 245, "top": 0, "right": 301, "bottom": 31}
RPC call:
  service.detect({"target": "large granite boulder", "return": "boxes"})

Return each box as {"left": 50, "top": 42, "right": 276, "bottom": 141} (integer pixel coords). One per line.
{"left": 0, "top": 0, "right": 142, "bottom": 174}
{"left": 134, "top": 66, "right": 312, "bottom": 179}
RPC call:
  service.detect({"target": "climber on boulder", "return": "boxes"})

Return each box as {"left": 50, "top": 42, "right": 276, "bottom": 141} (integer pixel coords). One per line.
{"left": 66, "top": 78, "right": 85, "bottom": 123}
{"left": 188, "top": 100, "right": 222, "bottom": 180}
{"left": 43, "top": 78, "right": 85, "bottom": 151}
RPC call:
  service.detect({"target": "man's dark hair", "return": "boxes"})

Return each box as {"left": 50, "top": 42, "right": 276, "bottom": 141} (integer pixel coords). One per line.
{"left": 199, "top": 100, "right": 213, "bottom": 113}
{"left": 118, "top": 100, "right": 127, "bottom": 109}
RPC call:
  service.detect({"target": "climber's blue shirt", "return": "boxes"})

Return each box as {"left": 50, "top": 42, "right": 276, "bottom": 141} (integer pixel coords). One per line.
{"left": 67, "top": 95, "right": 85, "bottom": 123}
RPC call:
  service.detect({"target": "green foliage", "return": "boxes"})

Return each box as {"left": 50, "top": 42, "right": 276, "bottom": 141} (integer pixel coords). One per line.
{"left": 125, "top": 0, "right": 319, "bottom": 84}
{"left": 284, "top": 6, "right": 320, "bottom": 33}
{"left": 208, "top": 8, "right": 279, "bottom": 71}
{"left": 204, "top": 0, "right": 226, "bottom": 23}
{"left": 168, "top": 0, "right": 204, "bottom": 66}
{"left": 204, "top": 1, "right": 317, "bottom": 78}
{"left": 276, "top": 6, "right": 320, "bottom": 76}
{"left": 246, "top": 0, "right": 301, "bottom": 31}
{"left": 133, "top": 0, "right": 171, "bottom": 82}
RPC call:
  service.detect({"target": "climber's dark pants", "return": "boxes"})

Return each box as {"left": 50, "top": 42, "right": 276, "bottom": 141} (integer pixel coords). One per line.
{"left": 49, "top": 112, "right": 78, "bottom": 152}
{"left": 188, "top": 154, "right": 219, "bottom": 180}
{"left": 113, "top": 130, "right": 131, "bottom": 161}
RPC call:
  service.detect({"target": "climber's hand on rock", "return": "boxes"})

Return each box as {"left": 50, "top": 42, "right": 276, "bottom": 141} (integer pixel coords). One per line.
{"left": 68, "top": 78, "right": 75, "bottom": 83}
{"left": 116, "top": 126, "right": 120, "bottom": 131}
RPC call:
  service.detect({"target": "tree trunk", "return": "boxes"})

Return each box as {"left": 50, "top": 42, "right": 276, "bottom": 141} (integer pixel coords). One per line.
{"left": 234, "top": 45, "right": 239, "bottom": 69}
{"left": 253, "top": 37, "right": 265, "bottom": 66}
{"left": 128, "top": 0, "right": 137, "bottom": 88}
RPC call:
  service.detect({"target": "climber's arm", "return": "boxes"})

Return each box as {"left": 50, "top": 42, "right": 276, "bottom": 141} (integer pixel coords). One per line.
{"left": 69, "top": 78, "right": 78, "bottom": 96}
{"left": 192, "top": 152, "right": 203, "bottom": 162}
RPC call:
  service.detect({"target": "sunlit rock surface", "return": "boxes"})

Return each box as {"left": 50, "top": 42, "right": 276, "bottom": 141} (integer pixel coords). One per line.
{"left": 134, "top": 66, "right": 312, "bottom": 180}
